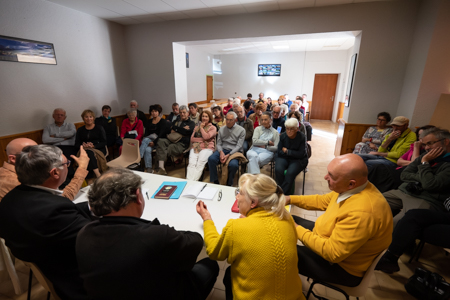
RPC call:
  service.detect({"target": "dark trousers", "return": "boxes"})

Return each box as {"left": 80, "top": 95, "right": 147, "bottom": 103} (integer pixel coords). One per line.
{"left": 292, "top": 215, "right": 363, "bottom": 287}
{"left": 275, "top": 157, "right": 307, "bottom": 195}
{"left": 208, "top": 149, "right": 239, "bottom": 186}
{"left": 223, "top": 266, "right": 232, "bottom": 300}
{"left": 389, "top": 209, "right": 450, "bottom": 256}
{"left": 190, "top": 258, "right": 220, "bottom": 300}
{"left": 359, "top": 154, "right": 397, "bottom": 175}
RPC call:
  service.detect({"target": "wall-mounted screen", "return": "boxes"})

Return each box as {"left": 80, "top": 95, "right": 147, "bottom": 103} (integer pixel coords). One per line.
{"left": 258, "top": 64, "right": 281, "bottom": 76}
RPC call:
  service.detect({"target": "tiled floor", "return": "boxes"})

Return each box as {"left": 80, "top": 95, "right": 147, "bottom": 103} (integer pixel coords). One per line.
{"left": 1, "top": 120, "right": 449, "bottom": 299}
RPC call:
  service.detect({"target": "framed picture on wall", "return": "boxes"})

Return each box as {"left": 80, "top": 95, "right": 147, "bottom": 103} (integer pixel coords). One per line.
{"left": 345, "top": 53, "right": 357, "bottom": 107}
{"left": 0, "top": 35, "right": 57, "bottom": 65}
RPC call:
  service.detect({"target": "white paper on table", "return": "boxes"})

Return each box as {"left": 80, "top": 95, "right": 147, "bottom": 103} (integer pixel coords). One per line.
{"left": 181, "top": 183, "right": 218, "bottom": 201}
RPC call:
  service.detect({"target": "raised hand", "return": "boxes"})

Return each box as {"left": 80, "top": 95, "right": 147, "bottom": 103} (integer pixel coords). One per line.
{"left": 71, "top": 146, "right": 90, "bottom": 169}
{"left": 196, "top": 201, "right": 212, "bottom": 221}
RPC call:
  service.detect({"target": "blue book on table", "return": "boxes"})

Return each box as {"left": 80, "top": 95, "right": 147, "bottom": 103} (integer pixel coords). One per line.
{"left": 151, "top": 181, "right": 187, "bottom": 199}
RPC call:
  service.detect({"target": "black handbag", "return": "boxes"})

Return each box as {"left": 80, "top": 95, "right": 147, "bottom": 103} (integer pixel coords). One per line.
{"left": 405, "top": 267, "right": 450, "bottom": 300}
{"left": 124, "top": 122, "right": 138, "bottom": 139}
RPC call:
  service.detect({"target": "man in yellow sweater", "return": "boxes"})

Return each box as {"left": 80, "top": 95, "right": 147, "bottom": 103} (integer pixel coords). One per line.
{"left": 286, "top": 154, "right": 393, "bottom": 287}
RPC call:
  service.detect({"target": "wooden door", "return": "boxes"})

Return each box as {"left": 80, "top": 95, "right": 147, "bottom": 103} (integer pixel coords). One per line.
{"left": 310, "top": 74, "right": 338, "bottom": 120}
{"left": 206, "top": 76, "right": 213, "bottom": 101}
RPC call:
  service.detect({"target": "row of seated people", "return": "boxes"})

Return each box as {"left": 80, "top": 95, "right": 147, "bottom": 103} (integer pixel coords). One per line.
{"left": 0, "top": 136, "right": 395, "bottom": 299}
{"left": 351, "top": 112, "right": 450, "bottom": 273}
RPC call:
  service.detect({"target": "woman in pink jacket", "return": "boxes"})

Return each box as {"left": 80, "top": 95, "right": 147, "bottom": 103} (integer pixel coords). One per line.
{"left": 187, "top": 110, "right": 217, "bottom": 181}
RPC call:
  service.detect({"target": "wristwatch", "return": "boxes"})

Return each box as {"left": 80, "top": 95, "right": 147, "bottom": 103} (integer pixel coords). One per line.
{"left": 422, "top": 161, "right": 429, "bottom": 165}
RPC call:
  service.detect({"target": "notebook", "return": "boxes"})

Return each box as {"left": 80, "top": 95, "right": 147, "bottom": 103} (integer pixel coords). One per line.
{"left": 181, "top": 183, "right": 219, "bottom": 201}
{"left": 151, "top": 181, "right": 187, "bottom": 199}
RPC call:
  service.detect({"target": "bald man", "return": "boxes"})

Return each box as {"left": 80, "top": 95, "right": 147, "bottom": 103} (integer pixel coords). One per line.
{"left": 285, "top": 154, "right": 393, "bottom": 287}
{"left": 0, "top": 138, "right": 89, "bottom": 201}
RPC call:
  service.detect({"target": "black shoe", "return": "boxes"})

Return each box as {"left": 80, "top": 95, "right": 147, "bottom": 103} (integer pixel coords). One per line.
{"left": 214, "top": 180, "right": 220, "bottom": 184}
{"left": 375, "top": 256, "right": 400, "bottom": 274}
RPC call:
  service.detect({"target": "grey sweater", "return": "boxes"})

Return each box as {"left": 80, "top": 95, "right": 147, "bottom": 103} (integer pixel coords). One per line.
{"left": 217, "top": 124, "right": 246, "bottom": 155}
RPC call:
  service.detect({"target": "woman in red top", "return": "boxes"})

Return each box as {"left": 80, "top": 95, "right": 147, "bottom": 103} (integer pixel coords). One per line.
{"left": 120, "top": 109, "right": 144, "bottom": 144}
{"left": 222, "top": 98, "right": 233, "bottom": 115}
{"left": 248, "top": 102, "right": 267, "bottom": 129}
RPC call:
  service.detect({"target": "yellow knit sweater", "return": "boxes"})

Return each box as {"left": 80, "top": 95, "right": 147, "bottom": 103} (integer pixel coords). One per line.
{"left": 291, "top": 182, "right": 393, "bottom": 277}
{"left": 203, "top": 207, "right": 305, "bottom": 300}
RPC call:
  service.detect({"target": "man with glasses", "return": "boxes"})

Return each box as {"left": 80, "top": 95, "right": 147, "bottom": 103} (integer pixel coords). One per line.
{"left": 359, "top": 116, "right": 416, "bottom": 173}
{"left": 0, "top": 138, "right": 89, "bottom": 201}
{"left": 271, "top": 105, "right": 286, "bottom": 133}
{"left": 383, "top": 127, "right": 450, "bottom": 225}
{"left": 208, "top": 112, "right": 245, "bottom": 186}
{"left": 235, "top": 105, "right": 254, "bottom": 154}
{"left": 0, "top": 144, "right": 93, "bottom": 299}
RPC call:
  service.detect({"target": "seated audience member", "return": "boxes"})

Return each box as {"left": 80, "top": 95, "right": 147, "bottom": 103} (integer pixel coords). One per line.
{"left": 167, "top": 102, "right": 180, "bottom": 123}
{"left": 376, "top": 208, "right": 450, "bottom": 274}
{"left": 75, "top": 110, "right": 107, "bottom": 178}
{"left": 230, "top": 98, "right": 241, "bottom": 112}
{"left": 280, "top": 104, "right": 289, "bottom": 120}
{"left": 359, "top": 116, "right": 416, "bottom": 173}
{"left": 208, "top": 112, "right": 245, "bottom": 186}
{"left": 187, "top": 111, "right": 217, "bottom": 181}
{"left": 0, "top": 145, "right": 92, "bottom": 299}
{"left": 223, "top": 98, "right": 233, "bottom": 115}
{"left": 290, "top": 103, "right": 299, "bottom": 113}
{"left": 155, "top": 105, "right": 194, "bottom": 175}
{"left": 369, "top": 125, "right": 435, "bottom": 193}
{"left": 235, "top": 105, "right": 253, "bottom": 154}
{"left": 286, "top": 154, "right": 393, "bottom": 287}
{"left": 247, "top": 112, "right": 279, "bottom": 174}
{"left": 212, "top": 105, "right": 225, "bottom": 129}
{"left": 76, "top": 168, "right": 218, "bottom": 300}
{"left": 196, "top": 174, "right": 305, "bottom": 300}
{"left": 246, "top": 93, "right": 253, "bottom": 103}
{"left": 302, "top": 94, "right": 309, "bottom": 112}
{"left": 95, "top": 105, "right": 118, "bottom": 148}
{"left": 383, "top": 127, "right": 450, "bottom": 225}
{"left": 295, "top": 96, "right": 306, "bottom": 115}
{"left": 353, "top": 112, "right": 393, "bottom": 155}
{"left": 277, "top": 95, "right": 285, "bottom": 106}
{"left": 257, "top": 92, "right": 264, "bottom": 103}
{"left": 272, "top": 105, "right": 286, "bottom": 133}
{"left": 139, "top": 105, "right": 168, "bottom": 173}
{"left": 130, "top": 99, "right": 147, "bottom": 127}
{"left": 285, "top": 94, "right": 292, "bottom": 108}
{"left": 120, "top": 109, "right": 144, "bottom": 144}
{"left": 42, "top": 108, "right": 77, "bottom": 184}
{"left": 266, "top": 97, "right": 273, "bottom": 110}
{"left": 0, "top": 138, "right": 89, "bottom": 202}
{"left": 248, "top": 102, "right": 267, "bottom": 129}
{"left": 189, "top": 103, "right": 200, "bottom": 125}
{"left": 287, "top": 111, "right": 313, "bottom": 141}
{"left": 275, "top": 118, "right": 308, "bottom": 194}
{"left": 244, "top": 101, "right": 254, "bottom": 118}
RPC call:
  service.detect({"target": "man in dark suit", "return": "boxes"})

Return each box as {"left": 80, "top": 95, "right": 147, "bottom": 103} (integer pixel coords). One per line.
{"left": 76, "top": 168, "right": 219, "bottom": 300}
{"left": 0, "top": 145, "right": 91, "bottom": 300}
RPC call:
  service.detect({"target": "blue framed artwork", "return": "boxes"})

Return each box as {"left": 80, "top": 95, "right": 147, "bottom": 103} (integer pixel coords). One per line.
{"left": 0, "top": 35, "right": 57, "bottom": 65}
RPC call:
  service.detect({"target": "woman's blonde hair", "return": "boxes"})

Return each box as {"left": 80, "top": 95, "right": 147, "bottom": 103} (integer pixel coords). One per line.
{"left": 238, "top": 173, "right": 288, "bottom": 220}
{"left": 81, "top": 109, "right": 95, "bottom": 119}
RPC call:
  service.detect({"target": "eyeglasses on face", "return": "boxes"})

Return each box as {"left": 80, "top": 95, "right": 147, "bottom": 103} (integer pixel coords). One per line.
{"left": 377, "top": 118, "right": 387, "bottom": 122}
{"left": 424, "top": 139, "right": 445, "bottom": 147}
{"left": 61, "top": 159, "right": 71, "bottom": 167}
{"left": 235, "top": 188, "right": 240, "bottom": 196}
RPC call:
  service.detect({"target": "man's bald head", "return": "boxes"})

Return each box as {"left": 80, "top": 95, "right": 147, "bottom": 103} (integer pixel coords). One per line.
{"left": 324, "top": 154, "right": 368, "bottom": 194}
{"left": 6, "top": 138, "right": 38, "bottom": 165}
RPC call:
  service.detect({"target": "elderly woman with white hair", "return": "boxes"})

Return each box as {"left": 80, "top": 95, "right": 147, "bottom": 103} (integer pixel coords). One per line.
{"left": 120, "top": 109, "right": 144, "bottom": 144}
{"left": 280, "top": 104, "right": 289, "bottom": 120}
{"left": 246, "top": 112, "right": 279, "bottom": 174}
{"left": 196, "top": 173, "right": 305, "bottom": 300}
{"left": 275, "top": 118, "right": 308, "bottom": 195}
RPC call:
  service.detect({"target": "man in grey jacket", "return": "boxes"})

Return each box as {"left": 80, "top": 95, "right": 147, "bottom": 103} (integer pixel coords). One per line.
{"left": 208, "top": 112, "right": 245, "bottom": 186}
{"left": 383, "top": 127, "right": 450, "bottom": 225}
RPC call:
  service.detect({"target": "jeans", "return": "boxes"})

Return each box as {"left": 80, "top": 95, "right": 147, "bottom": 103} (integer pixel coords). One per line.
{"left": 292, "top": 215, "right": 363, "bottom": 287}
{"left": 389, "top": 209, "right": 450, "bottom": 256}
{"left": 187, "top": 149, "right": 213, "bottom": 181}
{"left": 275, "top": 157, "right": 308, "bottom": 195}
{"left": 139, "top": 137, "right": 154, "bottom": 168}
{"left": 359, "top": 154, "right": 397, "bottom": 174}
{"left": 246, "top": 147, "right": 274, "bottom": 174}
{"left": 242, "top": 140, "right": 249, "bottom": 154}
{"left": 208, "top": 149, "right": 239, "bottom": 186}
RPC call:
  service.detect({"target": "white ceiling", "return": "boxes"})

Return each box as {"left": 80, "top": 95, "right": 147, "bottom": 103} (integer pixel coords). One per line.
{"left": 46, "top": 0, "right": 394, "bottom": 25}
{"left": 179, "top": 32, "right": 358, "bottom": 54}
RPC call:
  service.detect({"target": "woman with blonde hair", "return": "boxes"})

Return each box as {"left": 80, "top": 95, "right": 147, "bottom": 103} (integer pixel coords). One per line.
{"left": 187, "top": 110, "right": 217, "bottom": 181}
{"left": 75, "top": 109, "right": 107, "bottom": 178}
{"left": 196, "top": 173, "right": 305, "bottom": 300}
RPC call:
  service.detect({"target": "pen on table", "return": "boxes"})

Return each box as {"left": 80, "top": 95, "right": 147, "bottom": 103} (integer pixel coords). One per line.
{"left": 146, "top": 192, "right": 149, "bottom": 200}
{"left": 200, "top": 184, "right": 207, "bottom": 192}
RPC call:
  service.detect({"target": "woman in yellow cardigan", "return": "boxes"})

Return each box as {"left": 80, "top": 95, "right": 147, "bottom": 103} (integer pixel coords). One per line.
{"left": 196, "top": 174, "right": 305, "bottom": 300}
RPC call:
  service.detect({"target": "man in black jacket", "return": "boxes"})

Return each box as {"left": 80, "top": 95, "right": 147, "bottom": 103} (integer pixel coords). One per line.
{"left": 0, "top": 144, "right": 91, "bottom": 300}
{"left": 155, "top": 105, "right": 195, "bottom": 175}
{"left": 76, "top": 168, "right": 219, "bottom": 300}
{"left": 271, "top": 105, "right": 286, "bottom": 133}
